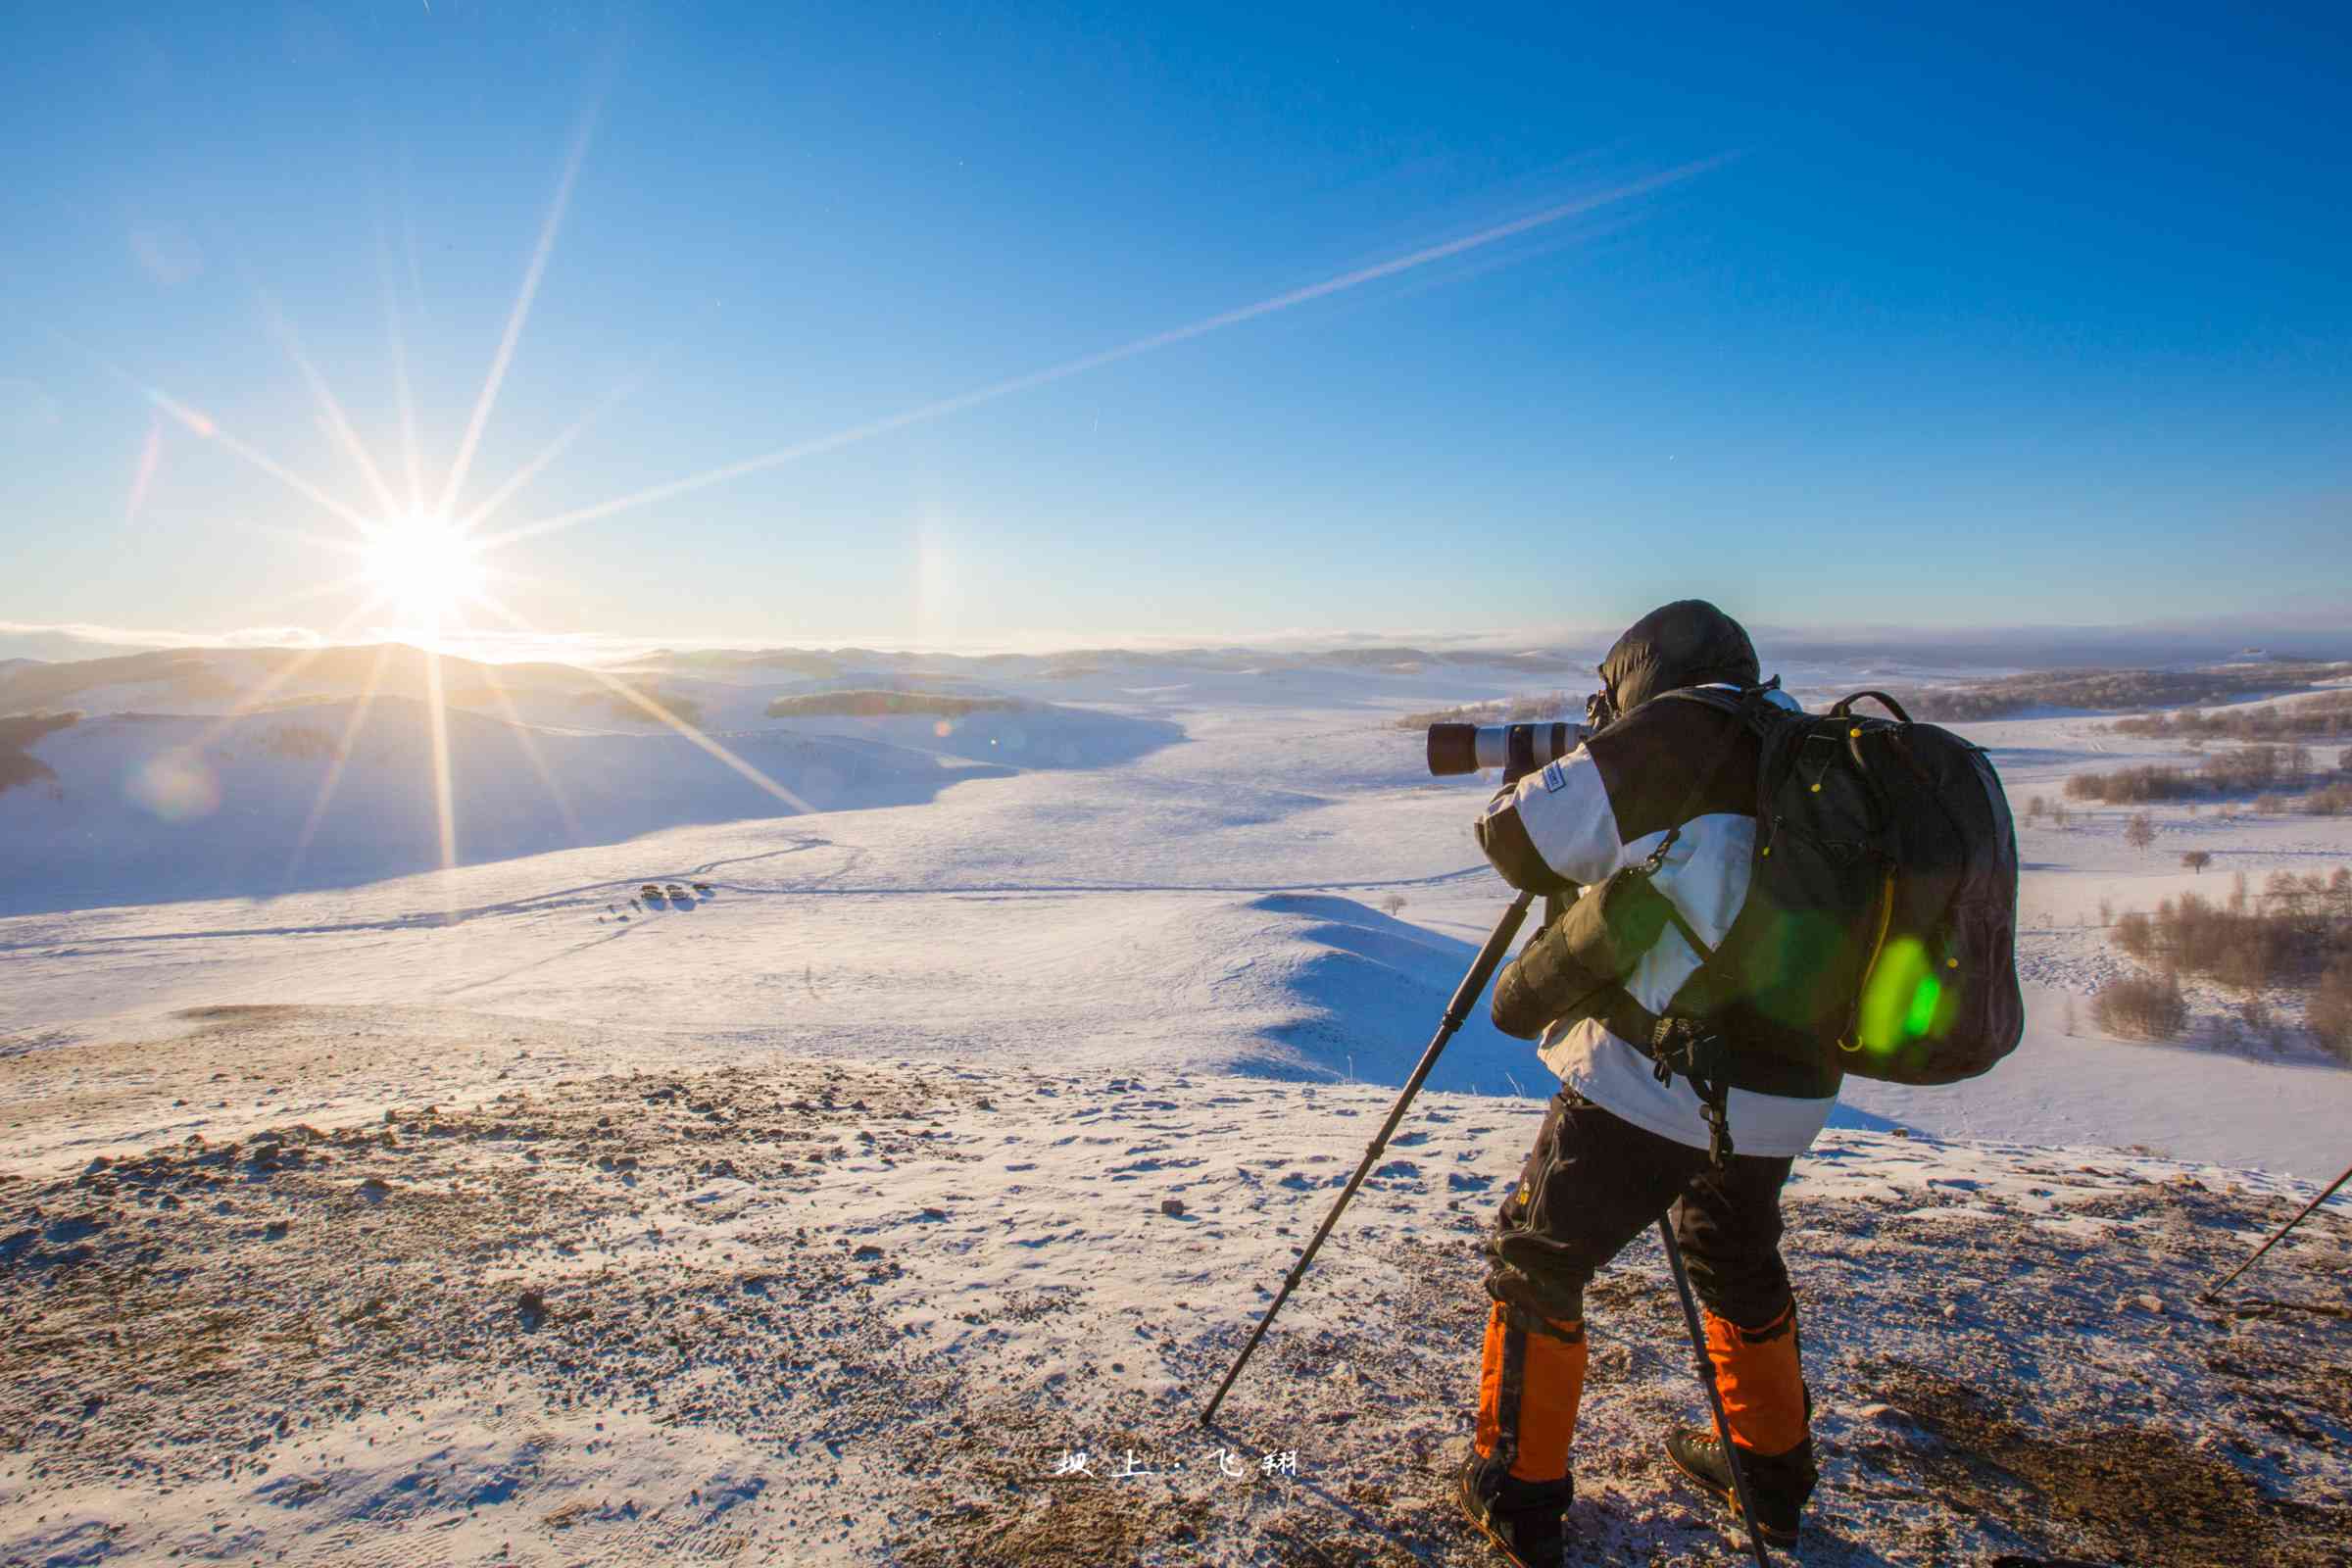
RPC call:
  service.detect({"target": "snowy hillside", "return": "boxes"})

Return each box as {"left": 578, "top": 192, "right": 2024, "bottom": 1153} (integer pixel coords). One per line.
{"left": 4, "top": 645, "right": 2351, "bottom": 1564}
{"left": 1, "top": 1016, "right": 2344, "bottom": 1566}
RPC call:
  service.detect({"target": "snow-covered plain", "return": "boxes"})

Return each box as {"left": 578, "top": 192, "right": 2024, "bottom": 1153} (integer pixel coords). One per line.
{"left": 2, "top": 646, "right": 2348, "bottom": 1565}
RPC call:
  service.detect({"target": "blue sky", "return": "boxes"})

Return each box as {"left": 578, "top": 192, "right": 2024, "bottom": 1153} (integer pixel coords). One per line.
{"left": 2, "top": 2, "right": 2346, "bottom": 657}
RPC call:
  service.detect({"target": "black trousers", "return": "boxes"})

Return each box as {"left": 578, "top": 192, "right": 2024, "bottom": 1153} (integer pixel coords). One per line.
{"left": 1486, "top": 1088, "right": 1796, "bottom": 1330}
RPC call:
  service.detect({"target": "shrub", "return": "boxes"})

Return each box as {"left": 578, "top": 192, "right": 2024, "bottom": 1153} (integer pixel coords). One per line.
{"left": 1395, "top": 691, "right": 1574, "bottom": 729}
{"left": 1893, "top": 666, "right": 2351, "bottom": 724}
{"left": 2237, "top": 998, "right": 2287, "bottom": 1050}
{"left": 2066, "top": 765, "right": 2197, "bottom": 804}
{"left": 2311, "top": 958, "right": 2352, "bottom": 1063}
{"left": 2181, "top": 850, "right": 2213, "bottom": 873}
{"left": 575, "top": 691, "right": 708, "bottom": 728}
{"left": 2105, "top": 875, "right": 2352, "bottom": 995}
{"left": 2304, "top": 784, "right": 2352, "bottom": 816}
{"left": 2026, "top": 795, "right": 2046, "bottom": 821}
{"left": 2114, "top": 910, "right": 2155, "bottom": 957}
{"left": 2091, "top": 974, "right": 2188, "bottom": 1041}
{"left": 2202, "top": 746, "right": 2285, "bottom": 793}
{"left": 0, "top": 710, "right": 79, "bottom": 799}
{"left": 2114, "top": 686, "right": 2352, "bottom": 742}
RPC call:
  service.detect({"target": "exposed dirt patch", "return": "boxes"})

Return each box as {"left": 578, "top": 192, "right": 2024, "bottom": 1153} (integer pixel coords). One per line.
{"left": 1862, "top": 1359, "right": 2351, "bottom": 1567}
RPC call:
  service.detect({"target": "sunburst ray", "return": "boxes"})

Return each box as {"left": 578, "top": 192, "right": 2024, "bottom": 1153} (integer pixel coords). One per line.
{"left": 473, "top": 594, "right": 814, "bottom": 815}
{"left": 421, "top": 627, "right": 461, "bottom": 878}
{"left": 377, "top": 214, "right": 426, "bottom": 514}
{"left": 458, "top": 376, "right": 636, "bottom": 536}
{"left": 476, "top": 659, "right": 585, "bottom": 844}
{"left": 256, "top": 289, "right": 403, "bottom": 521}
{"left": 435, "top": 111, "right": 597, "bottom": 519}
{"left": 136, "top": 383, "right": 376, "bottom": 534}
{"left": 284, "top": 642, "right": 394, "bottom": 885}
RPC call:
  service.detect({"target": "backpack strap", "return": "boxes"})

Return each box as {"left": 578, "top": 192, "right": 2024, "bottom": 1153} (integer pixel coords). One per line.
{"left": 1588, "top": 987, "right": 1738, "bottom": 1166}
{"left": 1579, "top": 681, "right": 1784, "bottom": 1166}
{"left": 1829, "top": 689, "right": 1912, "bottom": 724}
{"left": 1638, "top": 679, "right": 1776, "bottom": 878}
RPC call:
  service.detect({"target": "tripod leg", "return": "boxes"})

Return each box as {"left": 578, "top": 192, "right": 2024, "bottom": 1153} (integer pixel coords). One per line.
{"left": 1200, "top": 891, "right": 1535, "bottom": 1427}
{"left": 1660, "top": 1218, "right": 1773, "bottom": 1567}
{"left": 2201, "top": 1155, "right": 2352, "bottom": 1301}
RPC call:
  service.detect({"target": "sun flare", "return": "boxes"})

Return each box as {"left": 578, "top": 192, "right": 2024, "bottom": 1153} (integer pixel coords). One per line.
{"left": 364, "top": 514, "right": 485, "bottom": 620}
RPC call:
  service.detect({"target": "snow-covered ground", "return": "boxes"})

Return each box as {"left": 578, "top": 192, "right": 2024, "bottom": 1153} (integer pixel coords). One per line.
{"left": 2, "top": 647, "right": 2348, "bottom": 1564}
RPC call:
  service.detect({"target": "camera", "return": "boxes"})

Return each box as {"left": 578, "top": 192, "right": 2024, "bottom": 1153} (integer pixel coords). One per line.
{"left": 1425, "top": 718, "right": 1586, "bottom": 780}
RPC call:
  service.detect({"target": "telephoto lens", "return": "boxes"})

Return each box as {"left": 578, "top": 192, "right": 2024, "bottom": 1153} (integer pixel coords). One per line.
{"left": 1425, "top": 719, "right": 1585, "bottom": 781}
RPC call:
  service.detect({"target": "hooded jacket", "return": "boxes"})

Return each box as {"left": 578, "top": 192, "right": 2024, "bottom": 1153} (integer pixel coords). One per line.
{"left": 1474, "top": 603, "right": 1841, "bottom": 1158}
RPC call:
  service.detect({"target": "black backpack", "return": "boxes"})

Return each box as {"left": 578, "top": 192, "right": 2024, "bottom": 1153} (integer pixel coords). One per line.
{"left": 1670, "top": 685, "right": 2025, "bottom": 1086}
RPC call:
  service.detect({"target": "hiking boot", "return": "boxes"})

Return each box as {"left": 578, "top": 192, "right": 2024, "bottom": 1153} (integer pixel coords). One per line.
{"left": 1456, "top": 1447, "right": 1572, "bottom": 1568}
{"left": 1665, "top": 1427, "right": 1816, "bottom": 1545}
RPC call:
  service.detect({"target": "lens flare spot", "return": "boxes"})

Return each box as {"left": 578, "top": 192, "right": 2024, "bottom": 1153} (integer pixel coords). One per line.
{"left": 1903, "top": 975, "right": 1943, "bottom": 1038}
{"left": 1858, "top": 936, "right": 1936, "bottom": 1055}
{"left": 128, "top": 751, "right": 220, "bottom": 821}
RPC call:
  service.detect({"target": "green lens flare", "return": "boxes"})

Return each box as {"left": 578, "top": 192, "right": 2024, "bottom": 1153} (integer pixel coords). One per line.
{"left": 1858, "top": 936, "right": 1950, "bottom": 1054}
{"left": 1903, "top": 975, "right": 1942, "bottom": 1038}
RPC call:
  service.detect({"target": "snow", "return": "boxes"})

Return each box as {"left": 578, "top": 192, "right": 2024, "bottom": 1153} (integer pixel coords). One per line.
{"left": 3, "top": 645, "right": 2349, "bottom": 1564}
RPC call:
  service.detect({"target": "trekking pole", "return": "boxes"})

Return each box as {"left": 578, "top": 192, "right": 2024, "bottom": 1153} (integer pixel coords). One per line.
{"left": 1659, "top": 1218, "right": 1773, "bottom": 1568}
{"left": 2199, "top": 1154, "right": 2352, "bottom": 1302}
{"left": 1200, "top": 889, "right": 1536, "bottom": 1427}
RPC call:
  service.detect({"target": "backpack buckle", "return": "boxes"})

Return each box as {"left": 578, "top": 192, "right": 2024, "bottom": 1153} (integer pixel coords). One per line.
{"left": 1647, "top": 1019, "right": 1740, "bottom": 1166}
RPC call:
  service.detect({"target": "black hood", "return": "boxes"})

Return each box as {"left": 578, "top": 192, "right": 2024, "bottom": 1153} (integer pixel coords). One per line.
{"left": 1597, "top": 600, "right": 1760, "bottom": 716}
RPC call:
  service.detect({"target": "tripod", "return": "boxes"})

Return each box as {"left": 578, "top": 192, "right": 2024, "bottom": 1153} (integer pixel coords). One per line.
{"left": 1199, "top": 889, "right": 1774, "bottom": 1565}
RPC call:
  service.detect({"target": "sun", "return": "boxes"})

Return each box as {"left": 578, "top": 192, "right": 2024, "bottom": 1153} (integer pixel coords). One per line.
{"left": 364, "top": 514, "right": 486, "bottom": 621}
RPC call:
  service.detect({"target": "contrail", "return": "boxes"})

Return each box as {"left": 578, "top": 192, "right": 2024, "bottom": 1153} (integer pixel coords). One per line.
{"left": 485, "top": 157, "right": 1727, "bottom": 551}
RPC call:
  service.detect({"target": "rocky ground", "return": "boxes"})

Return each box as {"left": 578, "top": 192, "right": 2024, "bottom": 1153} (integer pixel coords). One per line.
{"left": 1, "top": 1004, "right": 2347, "bottom": 1565}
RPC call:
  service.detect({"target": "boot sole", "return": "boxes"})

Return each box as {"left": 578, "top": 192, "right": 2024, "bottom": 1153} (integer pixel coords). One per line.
{"left": 1664, "top": 1445, "right": 1800, "bottom": 1548}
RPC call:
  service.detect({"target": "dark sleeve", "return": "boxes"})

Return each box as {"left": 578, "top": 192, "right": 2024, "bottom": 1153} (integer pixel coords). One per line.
{"left": 1490, "top": 906, "right": 1606, "bottom": 1040}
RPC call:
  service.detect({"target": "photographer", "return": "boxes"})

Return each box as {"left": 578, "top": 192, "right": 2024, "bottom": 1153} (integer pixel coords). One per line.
{"left": 1458, "top": 600, "right": 1828, "bottom": 1565}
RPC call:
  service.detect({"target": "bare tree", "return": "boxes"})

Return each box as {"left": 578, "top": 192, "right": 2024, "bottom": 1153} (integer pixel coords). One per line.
{"left": 2091, "top": 973, "right": 2187, "bottom": 1040}
{"left": 2125, "top": 810, "right": 2156, "bottom": 851}
{"left": 2181, "top": 850, "right": 2213, "bottom": 874}
{"left": 1378, "top": 893, "right": 1407, "bottom": 916}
